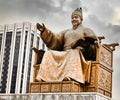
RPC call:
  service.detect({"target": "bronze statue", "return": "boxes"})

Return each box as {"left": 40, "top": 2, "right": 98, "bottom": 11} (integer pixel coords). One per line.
{"left": 36, "top": 7, "right": 99, "bottom": 84}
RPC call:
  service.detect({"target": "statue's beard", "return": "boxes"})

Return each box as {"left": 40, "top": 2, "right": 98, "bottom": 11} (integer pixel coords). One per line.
{"left": 72, "top": 21, "right": 81, "bottom": 29}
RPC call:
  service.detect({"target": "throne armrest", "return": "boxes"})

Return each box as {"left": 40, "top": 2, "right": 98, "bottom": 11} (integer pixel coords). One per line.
{"left": 32, "top": 47, "right": 45, "bottom": 64}
{"left": 98, "top": 36, "right": 105, "bottom": 43}
{"left": 104, "top": 43, "right": 119, "bottom": 51}
{"left": 32, "top": 47, "right": 45, "bottom": 82}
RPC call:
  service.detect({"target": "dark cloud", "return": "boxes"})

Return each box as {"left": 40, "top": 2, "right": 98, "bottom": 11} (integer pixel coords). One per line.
{"left": 69, "top": 0, "right": 82, "bottom": 10}
{"left": 83, "top": 14, "right": 120, "bottom": 49}
{"left": 82, "top": 0, "right": 114, "bottom": 24}
{"left": 0, "top": 0, "right": 66, "bottom": 20}
{"left": 110, "top": 0, "right": 120, "bottom": 8}
{"left": 0, "top": 0, "right": 82, "bottom": 18}
{"left": 0, "top": 0, "right": 82, "bottom": 30}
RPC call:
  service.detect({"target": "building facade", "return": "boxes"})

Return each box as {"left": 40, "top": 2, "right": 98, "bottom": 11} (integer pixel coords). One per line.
{"left": 0, "top": 22, "right": 44, "bottom": 94}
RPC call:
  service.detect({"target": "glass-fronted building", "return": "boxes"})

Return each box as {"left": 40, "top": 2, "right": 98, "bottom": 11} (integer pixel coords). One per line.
{"left": 0, "top": 22, "right": 44, "bottom": 93}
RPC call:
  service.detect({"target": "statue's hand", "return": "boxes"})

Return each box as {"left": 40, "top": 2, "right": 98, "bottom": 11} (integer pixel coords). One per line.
{"left": 36, "top": 23, "right": 45, "bottom": 32}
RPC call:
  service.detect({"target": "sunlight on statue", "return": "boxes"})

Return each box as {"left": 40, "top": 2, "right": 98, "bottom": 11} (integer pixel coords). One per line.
{"left": 36, "top": 7, "right": 99, "bottom": 84}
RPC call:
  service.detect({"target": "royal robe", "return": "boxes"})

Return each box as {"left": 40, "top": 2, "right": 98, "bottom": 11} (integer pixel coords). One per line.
{"left": 36, "top": 25, "right": 98, "bottom": 83}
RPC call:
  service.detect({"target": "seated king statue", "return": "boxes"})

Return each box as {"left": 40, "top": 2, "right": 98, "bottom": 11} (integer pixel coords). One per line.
{"left": 36, "top": 7, "right": 99, "bottom": 84}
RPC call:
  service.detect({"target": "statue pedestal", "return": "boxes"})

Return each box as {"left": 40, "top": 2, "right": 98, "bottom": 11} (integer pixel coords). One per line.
{"left": 0, "top": 92, "right": 112, "bottom": 100}
{"left": 31, "top": 43, "right": 119, "bottom": 99}
{"left": 30, "top": 45, "right": 113, "bottom": 98}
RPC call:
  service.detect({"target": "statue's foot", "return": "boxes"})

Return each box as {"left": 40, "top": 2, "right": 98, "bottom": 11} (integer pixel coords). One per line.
{"left": 63, "top": 77, "right": 71, "bottom": 81}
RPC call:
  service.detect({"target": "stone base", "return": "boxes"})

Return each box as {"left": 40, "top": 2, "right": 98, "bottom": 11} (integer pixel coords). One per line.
{"left": 0, "top": 92, "right": 112, "bottom": 100}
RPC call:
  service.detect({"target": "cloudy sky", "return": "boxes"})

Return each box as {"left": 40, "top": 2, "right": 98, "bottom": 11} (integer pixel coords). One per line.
{"left": 0, "top": 0, "right": 120, "bottom": 99}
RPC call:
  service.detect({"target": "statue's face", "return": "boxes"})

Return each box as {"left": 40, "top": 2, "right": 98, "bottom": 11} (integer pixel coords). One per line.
{"left": 71, "top": 14, "right": 81, "bottom": 29}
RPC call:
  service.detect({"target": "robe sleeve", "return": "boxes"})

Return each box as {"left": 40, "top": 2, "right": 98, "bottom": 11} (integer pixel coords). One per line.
{"left": 84, "top": 28, "right": 99, "bottom": 44}
{"left": 40, "top": 27, "right": 66, "bottom": 51}
{"left": 82, "top": 28, "right": 99, "bottom": 60}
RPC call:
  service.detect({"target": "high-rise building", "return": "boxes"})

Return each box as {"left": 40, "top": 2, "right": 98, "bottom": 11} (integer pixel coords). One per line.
{"left": 0, "top": 22, "right": 44, "bottom": 94}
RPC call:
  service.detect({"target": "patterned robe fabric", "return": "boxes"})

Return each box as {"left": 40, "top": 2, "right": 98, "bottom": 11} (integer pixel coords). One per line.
{"left": 36, "top": 25, "right": 98, "bottom": 83}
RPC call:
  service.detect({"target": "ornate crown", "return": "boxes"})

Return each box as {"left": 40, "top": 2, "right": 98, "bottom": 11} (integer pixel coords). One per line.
{"left": 72, "top": 7, "right": 83, "bottom": 21}
{"left": 75, "top": 7, "right": 82, "bottom": 13}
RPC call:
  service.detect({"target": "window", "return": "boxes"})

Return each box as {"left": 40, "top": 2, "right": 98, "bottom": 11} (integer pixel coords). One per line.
{"left": 26, "top": 34, "right": 34, "bottom": 92}
{"left": 0, "top": 33, "right": 3, "bottom": 53}
{"left": 36, "top": 37, "right": 40, "bottom": 49}
{"left": 0, "top": 32, "right": 12, "bottom": 93}
{"left": 20, "top": 31, "right": 28, "bottom": 93}
{"left": 10, "top": 31, "right": 21, "bottom": 93}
